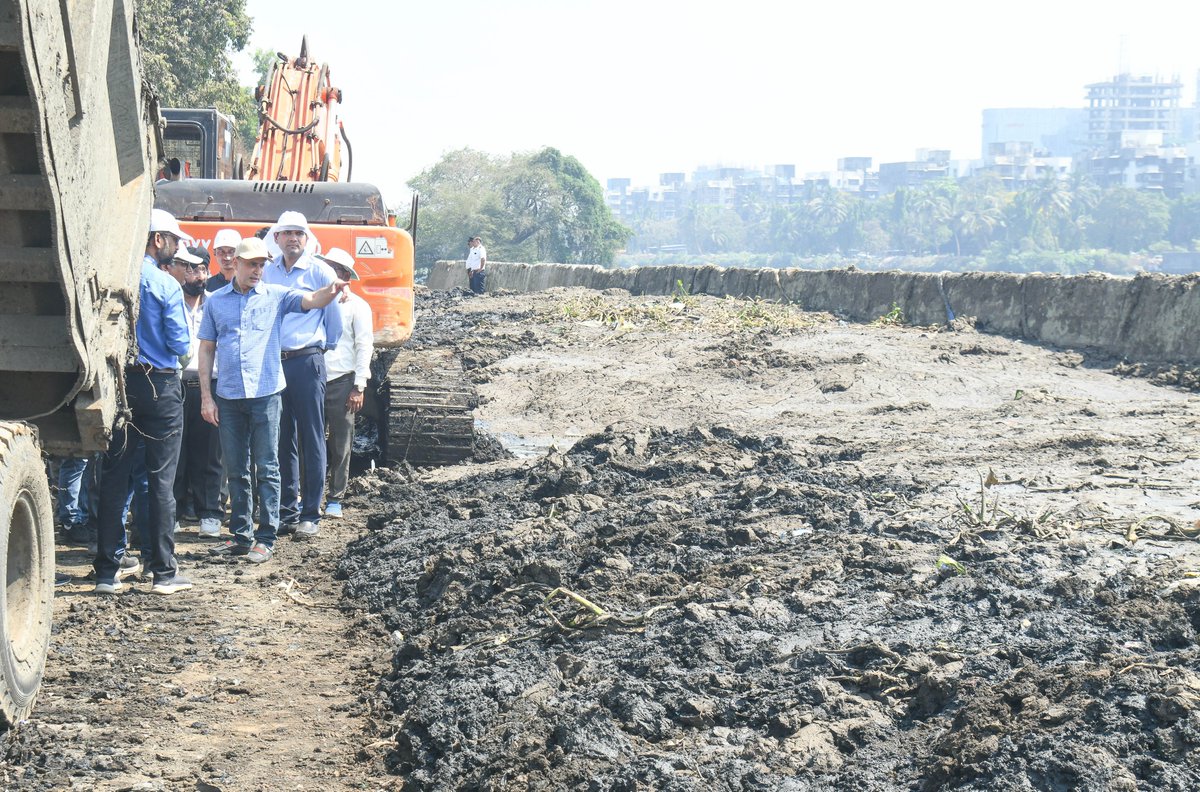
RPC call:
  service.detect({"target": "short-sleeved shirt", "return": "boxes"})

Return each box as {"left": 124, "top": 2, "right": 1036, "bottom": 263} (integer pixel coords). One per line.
{"left": 136, "top": 255, "right": 190, "bottom": 369}
{"left": 198, "top": 281, "right": 308, "bottom": 400}
{"left": 466, "top": 245, "right": 486, "bottom": 272}
{"left": 262, "top": 253, "right": 342, "bottom": 352}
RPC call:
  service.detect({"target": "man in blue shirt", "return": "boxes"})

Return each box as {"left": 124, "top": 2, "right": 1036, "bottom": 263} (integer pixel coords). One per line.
{"left": 197, "top": 237, "right": 348, "bottom": 563}
{"left": 94, "top": 209, "right": 193, "bottom": 596}
{"left": 262, "top": 211, "right": 342, "bottom": 541}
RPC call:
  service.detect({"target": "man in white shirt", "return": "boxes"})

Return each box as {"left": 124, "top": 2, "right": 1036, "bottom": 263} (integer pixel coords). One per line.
{"left": 465, "top": 235, "right": 487, "bottom": 294}
{"left": 317, "top": 248, "right": 374, "bottom": 518}
{"left": 169, "top": 246, "right": 224, "bottom": 538}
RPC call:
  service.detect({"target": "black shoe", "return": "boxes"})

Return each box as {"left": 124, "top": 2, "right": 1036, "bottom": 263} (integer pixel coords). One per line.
{"left": 208, "top": 540, "right": 252, "bottom": 556}
{"left": 277, "top": 523, "right": 297, "bottom": 536}
{"left": 61, "top": 524, "right": 96, "bottom": 548}
{"left": 179, "top": 507, "right": 198, "bottom": 522}
{"left": 54, "top": 572, "right": 72, "bottom": 587}
{"left": 117, "top": 555, "right": 142, "bottom": 580}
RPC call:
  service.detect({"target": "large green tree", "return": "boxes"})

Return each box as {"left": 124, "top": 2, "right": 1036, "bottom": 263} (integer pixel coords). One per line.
{"left": 1086, "top": 188, "right": 1170, "bottom": 253}
{"left": 410, "top": 147, "right": 629, "bottom": 272}
{"left": 137, "top": 0, "right": 257, "bottom": 143}
{"left": 1168, "top": 193, "right": 1200, "bottom": 250}
{"left": 503, "top": 148, "right": 630, "bottom": 265}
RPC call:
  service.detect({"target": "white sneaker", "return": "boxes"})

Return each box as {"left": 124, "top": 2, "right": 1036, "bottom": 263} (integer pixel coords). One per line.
{"left": 94, "top": 579, "right": 124, "bottom": 595}
{"left": 173, "top": 521, "right": 182, "bottom": 534}
{"left": 151, "top": 574, "right": 194, "bottom": 595}
{"left": 198, "top": 517, "right": 221, "bottom": 538}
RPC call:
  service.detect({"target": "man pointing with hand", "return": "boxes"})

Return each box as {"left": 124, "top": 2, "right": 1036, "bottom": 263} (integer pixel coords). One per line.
{"left": 196, "top": 237, "right": 348, "bottom": 565}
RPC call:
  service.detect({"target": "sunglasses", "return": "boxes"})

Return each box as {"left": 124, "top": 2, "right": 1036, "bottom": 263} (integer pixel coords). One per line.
{"left": 174, "top": 261, "right": 206, "bottom": 270}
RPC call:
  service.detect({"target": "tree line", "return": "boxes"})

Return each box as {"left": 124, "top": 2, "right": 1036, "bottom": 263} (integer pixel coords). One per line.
{"left": 630, "top": 172, "right": 1200, "bottom": 266}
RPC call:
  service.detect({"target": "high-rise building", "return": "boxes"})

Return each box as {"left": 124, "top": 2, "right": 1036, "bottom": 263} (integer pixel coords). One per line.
{"left": 1085, "top": 73, "right": 1182, "bottom": 150}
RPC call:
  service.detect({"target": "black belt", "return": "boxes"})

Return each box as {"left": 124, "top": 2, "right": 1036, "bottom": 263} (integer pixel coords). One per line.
{"left": 182, "top": 376, "right": 201, "bottom": 387}
{"left": 281, "top": 346, "right": 322, "bottom": 360}
{"left": 127, "top": 363, "right": 176, "bottom": 375}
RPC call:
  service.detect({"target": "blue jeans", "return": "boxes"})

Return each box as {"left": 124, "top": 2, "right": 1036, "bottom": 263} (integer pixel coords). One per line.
{"left": 56, "top": 456, "right": 92, "bottom": 527}
{"left": 216, "top": 393, "right": 281, "bottom": 548}
{"left": 128, "top": 439, "right": 152, "bottom": 558}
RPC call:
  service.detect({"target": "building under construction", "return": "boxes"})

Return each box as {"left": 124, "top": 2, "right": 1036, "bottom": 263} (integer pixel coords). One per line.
{"left": 1085, "top": 73, "right": 1182, "bottom": 149}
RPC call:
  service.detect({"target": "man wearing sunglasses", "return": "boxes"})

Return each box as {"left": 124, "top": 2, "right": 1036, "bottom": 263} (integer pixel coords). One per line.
{"left": 93, "top": 209, "right": 192, "bottom": 596}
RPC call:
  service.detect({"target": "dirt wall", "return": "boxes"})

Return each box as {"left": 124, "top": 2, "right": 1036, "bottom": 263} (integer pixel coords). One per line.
{"left": 429, "top": 261, "right": 1200, "bottom": 364}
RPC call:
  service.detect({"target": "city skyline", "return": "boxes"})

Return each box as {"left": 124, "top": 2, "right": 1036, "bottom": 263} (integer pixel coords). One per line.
{"left": 238, "top": 0, "right": 1200, "bottom": 204}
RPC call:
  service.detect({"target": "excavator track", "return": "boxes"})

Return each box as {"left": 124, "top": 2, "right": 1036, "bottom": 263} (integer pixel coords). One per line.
{"left": 377, "top": 349, "right": 477, "bottom": 468}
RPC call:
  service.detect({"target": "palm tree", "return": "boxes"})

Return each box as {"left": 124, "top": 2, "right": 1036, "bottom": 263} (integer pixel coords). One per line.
{"left": 1029, "top": 170, "right": 1072, "bottom": 249}
{"left": 767, "top": 205, "right": 804, "bottom": 254}
{"left": 948, "top": 192, "right": 1004, "bottom": 255}
{"left": 807, "top": 188, "right": 849, "bottom": 227}
{"left": 909, "top": 185, "right": 952, "bottom": 253}
{"left": 1060, "top": 171, "right": 1100, "bottom": 250}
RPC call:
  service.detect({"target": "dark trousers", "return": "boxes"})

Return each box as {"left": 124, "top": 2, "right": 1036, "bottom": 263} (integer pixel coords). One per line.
{"left": 469, "top": 269, "right": 486, "bottom": 294}
{"left": 324, "top": 373, "right": 355, "bottom": 501}
{"left": 280, "top": 351, "right": 327, "bottom": 525}
{"left": 94, "top": 370, "right": 183, "bottom": 583}
{"left": 174, "top": 380, "right": 224, "bottom": 519}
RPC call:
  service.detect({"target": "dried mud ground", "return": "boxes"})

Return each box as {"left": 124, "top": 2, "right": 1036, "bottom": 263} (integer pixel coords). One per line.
{"left": 4, "top": 286, "right": 1200, "bottom": 791}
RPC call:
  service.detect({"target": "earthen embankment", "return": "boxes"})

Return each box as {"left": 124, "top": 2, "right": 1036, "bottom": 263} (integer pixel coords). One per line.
{"left": 429, "top": 261, "right": 1199, "bottom": 364}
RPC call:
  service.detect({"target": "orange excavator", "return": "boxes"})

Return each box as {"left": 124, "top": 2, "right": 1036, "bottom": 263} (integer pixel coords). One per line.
{"left": 156, "top": 37, "right": 475, "bottom": 467}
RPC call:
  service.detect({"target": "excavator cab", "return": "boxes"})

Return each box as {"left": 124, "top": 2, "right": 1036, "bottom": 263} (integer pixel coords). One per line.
{"left": 161, "top": 108, "right": 244, "bottom": 180}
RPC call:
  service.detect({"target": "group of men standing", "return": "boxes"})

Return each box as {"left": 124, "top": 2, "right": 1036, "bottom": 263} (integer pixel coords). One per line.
{"left": 83, "top": 208, "right": 374, "bottom": 594}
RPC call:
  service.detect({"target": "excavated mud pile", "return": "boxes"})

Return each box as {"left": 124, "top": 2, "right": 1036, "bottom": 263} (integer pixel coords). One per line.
{"left": 338, "top": 420, "right": 1200, "bottom": 790}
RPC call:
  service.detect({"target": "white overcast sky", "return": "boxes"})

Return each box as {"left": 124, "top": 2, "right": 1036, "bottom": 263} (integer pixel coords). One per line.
{"left": 237, "top": 0, "right": 1200, "bottom": 207}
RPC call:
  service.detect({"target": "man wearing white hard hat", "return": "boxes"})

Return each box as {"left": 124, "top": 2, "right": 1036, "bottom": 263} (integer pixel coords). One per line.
{"left": 262, "top": 211, "right": 342, "bottom": 540}
{"left": 207, "top": 228, "right": 242, "bottom": 292}
{"left": 316, "top": 248, "right": 373, "bottom": 519}
{"left": 166, "top": 245, "right": 224, "bottom": 538}
{"left": 198, "top": 236, "right": 350, "bottom": 564}
{"left": 93, "top": 209, "right": 194, "bottom": 596}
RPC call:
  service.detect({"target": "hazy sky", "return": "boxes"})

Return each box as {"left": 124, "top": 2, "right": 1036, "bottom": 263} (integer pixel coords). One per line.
{"left": 237, "top": 0, "right": 1200, "bottom": 207}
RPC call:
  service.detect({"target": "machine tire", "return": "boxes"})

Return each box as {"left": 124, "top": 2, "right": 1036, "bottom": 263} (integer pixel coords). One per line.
{"left": 0, "top": 423, "right": 53, "bottom": 727}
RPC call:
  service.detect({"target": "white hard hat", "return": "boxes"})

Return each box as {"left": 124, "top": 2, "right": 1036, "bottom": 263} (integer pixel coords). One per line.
{"left": 213, "top": 228, "right": 242, "bottom": 250}
{"left": 271, "top": 211, "right": 311, "bottom": 235}
{"left": 149, "top": 208, "right": 194, "bottom": 244}
{"left": 172, "top": 247, "right": 203, "bottom": 265}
